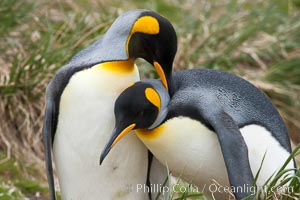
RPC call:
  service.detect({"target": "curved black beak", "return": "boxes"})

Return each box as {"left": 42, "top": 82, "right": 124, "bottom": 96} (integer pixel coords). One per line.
{"left": 100, "top": 123, "right": 136, "bottom": 165}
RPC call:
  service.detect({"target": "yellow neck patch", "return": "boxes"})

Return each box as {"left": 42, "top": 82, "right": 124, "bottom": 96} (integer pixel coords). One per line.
{"left": 97, "top": 59, "right": 135, "bottom": 74}
{"left": 126, "top": 16, "right": 160, "bottom": 55}
{"left": 136, "top": 124, "right": 165, "bottom": 140}
{"left": 145, "top": 87, "right": 160, "bottom": 111}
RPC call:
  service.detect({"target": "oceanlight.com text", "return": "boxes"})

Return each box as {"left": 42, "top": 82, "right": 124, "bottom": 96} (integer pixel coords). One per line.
{"left": 134, "top": 183, "right": 294, "bottom": 196}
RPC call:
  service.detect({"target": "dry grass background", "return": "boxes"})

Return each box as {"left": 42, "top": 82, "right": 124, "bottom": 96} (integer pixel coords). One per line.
{"left": 0, "top": 0, "right": 300, "bottom": 199}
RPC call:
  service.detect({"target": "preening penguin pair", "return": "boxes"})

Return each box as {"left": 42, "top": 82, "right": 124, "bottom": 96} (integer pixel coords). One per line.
{"left": 43, "top": 10, "right": 177, "bottom": 200}
{"left": 43, "top": 9, "right": 295, "bottom": 200}
{"left": 100, "top": 47, "right": 296, "bottom": 198}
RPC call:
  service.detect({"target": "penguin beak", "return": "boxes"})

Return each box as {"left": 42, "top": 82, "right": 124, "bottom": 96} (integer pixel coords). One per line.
{"left": 153, "top": 61, "right": 168, "bottom": 91}
{"left": 100, "top": 123, "right": 136, "bottom": 165}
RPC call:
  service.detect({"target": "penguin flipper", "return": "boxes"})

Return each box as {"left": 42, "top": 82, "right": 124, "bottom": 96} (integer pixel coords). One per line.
{"left": 205, "top": 110, "right": 254, "bottom": 199}
{"left": 42, "top": 96, "right": 57, "bottom": 200}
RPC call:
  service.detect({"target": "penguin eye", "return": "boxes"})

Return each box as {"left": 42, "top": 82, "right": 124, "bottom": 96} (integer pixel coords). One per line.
{"left": 133, "top": 109, "right": 144, "bottom": 118}
{"left": 138, "top": 110, "right": 144, "bottom": 117}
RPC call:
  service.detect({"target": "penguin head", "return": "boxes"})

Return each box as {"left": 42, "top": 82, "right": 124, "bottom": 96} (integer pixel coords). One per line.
{"left": 127, "top": 11, "right": 177, "bottom": 91}
{"left": 115, "top": 81, "right": 160, "bottom": 129}
{"left": 100, "top": 80, "right": 169, "bottom": 164}
{"left": 104, "top": 10, "right": 177, "bottom": 91}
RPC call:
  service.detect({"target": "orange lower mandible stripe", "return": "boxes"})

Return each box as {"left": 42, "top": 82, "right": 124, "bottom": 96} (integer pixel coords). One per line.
{"left": 153, "top": 61, "right": 168, "bottom": 91}
{"left": 111, "top": 124, "right": 136, "bottom": 148}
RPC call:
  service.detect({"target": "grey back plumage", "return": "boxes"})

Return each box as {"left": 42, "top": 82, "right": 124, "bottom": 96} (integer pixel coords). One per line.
{"left": 166, "top": 69, "right": 291, "bottom": 152}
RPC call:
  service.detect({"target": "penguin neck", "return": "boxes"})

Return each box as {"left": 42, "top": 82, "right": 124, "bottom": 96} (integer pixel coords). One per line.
{"left": 143, "top": 79, "right": 170, "bottom": 130}
{"left": 98, "top": 11, "right": 139, "bottom": 61}
{"left": 148, "top": 106, "right": 169, "bottom": 130}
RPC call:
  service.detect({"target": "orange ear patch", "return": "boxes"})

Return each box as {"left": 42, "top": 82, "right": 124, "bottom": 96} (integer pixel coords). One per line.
{"left": 131, "top": 16, "right": 159, "bottom": 35}
{"left": 145, "top": 88, "right": 160, "bottom": 111}
{"left": 126, "top": 16, "right": 160, "bottom": 55}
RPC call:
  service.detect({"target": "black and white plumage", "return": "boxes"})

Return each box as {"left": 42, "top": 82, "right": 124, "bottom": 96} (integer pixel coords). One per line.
{"left": 43, "top": 9, "right": 177, "bottom": 200}
{"left": 101, "top": 69, "right": 295, "bottom": 200}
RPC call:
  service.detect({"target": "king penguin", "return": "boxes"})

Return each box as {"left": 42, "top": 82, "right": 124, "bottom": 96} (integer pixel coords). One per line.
{"left": 42, "top": 10, "right": 177, "bottom": 200}
{"left": 100, "top": 69, "right": 296, "bottom": 200}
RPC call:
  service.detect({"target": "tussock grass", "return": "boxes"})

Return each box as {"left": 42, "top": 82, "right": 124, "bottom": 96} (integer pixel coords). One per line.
{"left": 251, "top": 144, "right": 300, "bottom": 200}
{"left": 0, "top": 0, "right": 299, "bottom": 199}
{"left": 0, "top": 0, "right": 114, "bottom": 173}
{"left": 165, "top": 145, "right": 300, "bottom": 200}
{"left": 0, "top": 152, "right": 49, "bottom": 199}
